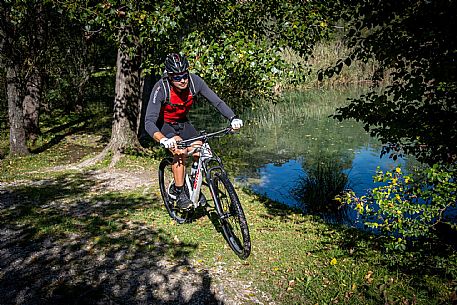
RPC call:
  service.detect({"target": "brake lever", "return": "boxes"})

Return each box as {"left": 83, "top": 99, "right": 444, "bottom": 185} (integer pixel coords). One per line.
{"left": 226, "top": 127, "right": 238, "bottom": 134}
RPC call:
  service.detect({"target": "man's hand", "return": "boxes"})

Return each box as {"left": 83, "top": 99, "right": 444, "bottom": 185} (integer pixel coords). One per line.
{"left": 231, "top": 118, "right": 243, "bottom": 130}
{"left": 160, "top": 137, "right": 177, "bottom": 149}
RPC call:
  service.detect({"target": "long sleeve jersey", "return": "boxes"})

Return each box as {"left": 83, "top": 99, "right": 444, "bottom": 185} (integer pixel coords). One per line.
{"left": 144, "top": 73, "right": 235, "bottom": 136}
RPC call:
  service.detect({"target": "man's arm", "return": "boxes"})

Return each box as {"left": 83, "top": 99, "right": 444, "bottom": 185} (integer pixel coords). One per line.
{"left": 145, "top": 81, "right": 166, "bottom": 142}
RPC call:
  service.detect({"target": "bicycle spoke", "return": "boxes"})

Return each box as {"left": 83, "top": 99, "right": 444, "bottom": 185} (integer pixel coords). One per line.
{"left": 158, "top": 128, "right": 250, "bottom": 258}
{"left": 210, "top": 172, "right": 251, "bottom": 259}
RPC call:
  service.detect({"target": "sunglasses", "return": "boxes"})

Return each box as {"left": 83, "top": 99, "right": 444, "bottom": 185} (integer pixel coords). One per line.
{"left": 171, "top": 73, "right": 189, "bottom": 82}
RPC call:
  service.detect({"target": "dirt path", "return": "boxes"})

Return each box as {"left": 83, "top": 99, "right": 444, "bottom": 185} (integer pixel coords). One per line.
{"left": 0, "top": 169, "right": 274, "bottom": 305}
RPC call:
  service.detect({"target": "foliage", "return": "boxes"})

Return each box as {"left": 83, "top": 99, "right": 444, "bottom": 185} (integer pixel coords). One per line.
{"left": 2, "top": 0, "right": 343, "bottom": 142}
{"left": 0, "top": 0, "right": 67, "bottom": 79}
{"left": 62, "top": 0, "right": 339, "bottom": 107}
{"left": 322, "top": 0, "right": 457, "bottom": 165}
{"left": 306, "top": 39, "right": 385, "bottom": 88}
{"left": 1, "top": 0, "right": 112, "bottom": 133}
{"left": 179, "top": 0, "right": 340, "bottom": 107}
{"left": 182, "top": 31, "right": 287, "bottom": 108}
{"left": 66, "top": 0, "right": 184, "bottom": 69}
{"left": 337, "top": 164, "right": 457, "bottom": 250}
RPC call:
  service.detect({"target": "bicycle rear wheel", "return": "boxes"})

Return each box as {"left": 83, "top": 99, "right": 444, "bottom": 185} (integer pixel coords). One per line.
{"left": 209, "top": 172, "right": 251, "bottom": 259}
{"left": 158, "top": 157, "right": 192, "bottom": 224}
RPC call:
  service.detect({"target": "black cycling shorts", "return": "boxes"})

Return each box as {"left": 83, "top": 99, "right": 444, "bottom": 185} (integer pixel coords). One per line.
{"left": 160, "top": 121, "right": 199, "bottom": 140}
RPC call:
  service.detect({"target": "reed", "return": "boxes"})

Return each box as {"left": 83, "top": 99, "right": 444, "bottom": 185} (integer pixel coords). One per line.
{"left": 243, "top": 87, "right": 368, "bottom": 127}
{"left": 292, "top": 159, "right": 349, "bottom": 220}
{"left": 281, "top": 38, "right": 392, "bottom": 89}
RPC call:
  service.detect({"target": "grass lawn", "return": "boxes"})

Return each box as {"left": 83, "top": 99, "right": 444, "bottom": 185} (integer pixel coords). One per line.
{"left": 1, "top": 121, "right": 457, "bottom": 304}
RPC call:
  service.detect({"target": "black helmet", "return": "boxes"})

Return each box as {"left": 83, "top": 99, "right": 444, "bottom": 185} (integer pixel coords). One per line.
{"left": 164, "top": 53, "right": 189, "bottom": 74}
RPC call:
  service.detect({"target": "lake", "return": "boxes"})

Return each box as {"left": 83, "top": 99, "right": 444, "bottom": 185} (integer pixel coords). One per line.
{"left": 191, "top": 88, "right": 413, "bottom": 227}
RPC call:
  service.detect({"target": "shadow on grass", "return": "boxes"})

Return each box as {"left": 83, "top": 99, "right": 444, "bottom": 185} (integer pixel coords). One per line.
{"left": 31, "top": 116, "right": 95, "bottom": 154}
{"left": 0, "top": 172, "right": 222, "bottom": 304}
{"left": 31, "top": 112, "right": 112, "bottom": 155}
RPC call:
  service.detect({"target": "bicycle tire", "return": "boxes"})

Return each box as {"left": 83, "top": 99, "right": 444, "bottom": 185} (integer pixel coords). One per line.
{"left": 158, "top": 157, "right": 192, "bottom": 224}
{"left": 209, "top": 172, "right": 251, "bottom": 259}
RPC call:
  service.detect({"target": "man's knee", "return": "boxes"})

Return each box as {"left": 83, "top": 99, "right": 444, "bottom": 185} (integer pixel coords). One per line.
{"left": 172, "top": 149, "right": 187, "bottom": 166}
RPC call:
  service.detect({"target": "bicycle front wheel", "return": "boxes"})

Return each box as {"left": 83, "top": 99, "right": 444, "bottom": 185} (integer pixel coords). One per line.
{"left": 209, "top": 172, "right": 251, "bottom": 259}
{"left": 158, "top": 157, "right": 192, "bottom": 224}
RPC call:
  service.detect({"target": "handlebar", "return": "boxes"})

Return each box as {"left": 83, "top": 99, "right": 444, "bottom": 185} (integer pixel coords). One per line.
{"left": 176, "top": 127, "right": 234, "bottom": 149}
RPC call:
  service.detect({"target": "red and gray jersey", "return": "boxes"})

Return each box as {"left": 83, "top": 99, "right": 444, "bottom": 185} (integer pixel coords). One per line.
{"left": 145, "top": 73, "right": 235, "bottom": 136}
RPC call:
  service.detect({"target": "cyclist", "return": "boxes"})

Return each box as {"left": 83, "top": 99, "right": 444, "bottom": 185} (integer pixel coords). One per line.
{"left": 145, "top": 53, "right": 243, "bottom": 210}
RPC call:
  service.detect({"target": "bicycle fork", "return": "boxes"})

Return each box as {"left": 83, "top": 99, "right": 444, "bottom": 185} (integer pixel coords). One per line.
{"left": 206, "top": 166, "right": 233, "bottom": 220}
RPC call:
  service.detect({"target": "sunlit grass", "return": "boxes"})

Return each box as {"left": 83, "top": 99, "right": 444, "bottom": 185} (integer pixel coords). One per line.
{"left": 2, "top": 151, "right": 457, "bottom": 304}
{"left": 244, "top": 87, "right": 368, "bottom": 126}
{"left": 281, "top": 38, "right": 392, "bottom": 89}
{"left": 1, "top": 89, "right": 456, "bottom": 304}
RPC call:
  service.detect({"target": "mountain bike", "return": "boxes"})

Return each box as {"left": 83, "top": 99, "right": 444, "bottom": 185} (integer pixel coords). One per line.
{"left": 158, "top": 127, "right": 251, "bottom": 259}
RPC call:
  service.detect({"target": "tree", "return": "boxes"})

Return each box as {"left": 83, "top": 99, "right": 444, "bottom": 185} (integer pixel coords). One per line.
{"left": 326, "top": 0, "right": 457, "bottom": 248}
{"left": 108, "top": 25, "right": 142, "bottom": 164}
{"left": 62, "top": 0, "right": 338, "bottom": 166}
{"left": 180, "top": 1, "right": 339, "bottom": 106}
{"left": 5, "top": 63, "right": 28, "bottom": 155}
{"left": 1, "top": 0, "right": 81, "bottom": 153}
{"left": 1, "top": 0, "right": 41, "bottom": 155}
{"left": 2, "top": 0, "right": 347, "bottom": 162}
{"left": 322, "top": 0, "right": 457, "bottom": 165}
{"left": 57, "top": 1, "right": 187, "bottom": 167}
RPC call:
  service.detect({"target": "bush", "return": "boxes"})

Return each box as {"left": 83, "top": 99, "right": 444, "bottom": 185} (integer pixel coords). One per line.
{"left": 337, "top": 164, "right": 457, "bottom": 250}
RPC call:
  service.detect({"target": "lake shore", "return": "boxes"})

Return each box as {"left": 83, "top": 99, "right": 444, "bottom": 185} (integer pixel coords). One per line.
{"left": 1, "top": 140, "right": 456, "bottom": 304}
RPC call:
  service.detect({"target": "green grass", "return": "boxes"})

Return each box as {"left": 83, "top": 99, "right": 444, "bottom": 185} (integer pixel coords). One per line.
{"left": 3, "top": 164, "right": 456, "bottom": 304}
{"left": 165, "top": 192, "right": 457, "bottom": 304}
{"left": 1, "top": 103, "right": 456, "bottom": 304}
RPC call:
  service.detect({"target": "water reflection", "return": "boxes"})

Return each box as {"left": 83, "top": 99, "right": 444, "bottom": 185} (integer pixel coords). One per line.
{"left": 191, "top": 88, "right": 408, "bottom": 227}
{"left": 240, "top": 145, "right": 404, "bottom": 226}
{"left": 292, "top": 156, "right": 349, "bottom": 221}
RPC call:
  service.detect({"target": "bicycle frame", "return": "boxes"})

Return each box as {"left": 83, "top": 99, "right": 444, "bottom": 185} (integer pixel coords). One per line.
{"left": 159, "top": 127, "right": 251, "bottom": 258}
{"left": 179, "top": 128, "right": 229, "bottom": 209}
{"left": 185, "top": 142, "right": 210, "bottom": 207}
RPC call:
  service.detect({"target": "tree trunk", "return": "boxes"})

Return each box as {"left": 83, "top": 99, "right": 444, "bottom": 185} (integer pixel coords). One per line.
{"left": 109, "top": 27, "right": 142, "bottom": 153}
{"left": 73, "top": 40, "right": 94, "bottom": 113}
{"left": 60, "top": 27, "right": 143, "bottom": 169}
{"left": 74, "top": 67, "right": 91, "bottom": 113}
{"left": 23, "top": 71, "right": 42, "bottom": 143}
{"left": 7, "top": 65, "right": 29, "bottom": 156}
{"left": 22, "top": 2, "right": 45, "bottom": 141}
